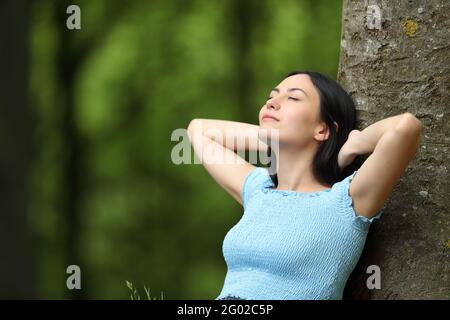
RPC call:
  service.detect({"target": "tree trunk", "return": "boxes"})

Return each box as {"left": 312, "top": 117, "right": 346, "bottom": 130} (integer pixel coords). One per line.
{"left": 55, "top": 0, "right": 86, "bottom": 299}
{"left": 231, "top": 0, "right": 263, "bottom": 123}
{"left": 338, "top": 0, "right": 449, "bottom": 299}
{"left": 0, "top": 0, "right": 34, "bottom": 298}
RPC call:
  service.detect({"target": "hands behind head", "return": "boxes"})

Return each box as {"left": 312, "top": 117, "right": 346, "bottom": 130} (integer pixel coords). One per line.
{"left": 337, "top": 129, "right": 362, "bottom": 172}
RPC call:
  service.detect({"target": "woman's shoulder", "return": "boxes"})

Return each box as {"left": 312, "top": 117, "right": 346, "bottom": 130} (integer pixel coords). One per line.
{"left": 242, "top": 167, "right": 274, "bottom": 208}
{"left": 245, "top": 167, "right": 273, "bottom": 185}
{"left": 331, "top": 170, "right": 385, "bottom": 230}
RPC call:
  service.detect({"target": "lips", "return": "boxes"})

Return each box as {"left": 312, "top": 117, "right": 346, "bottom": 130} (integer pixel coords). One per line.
{"left": 262, "top": 114, "right": 279, "bottom": 121}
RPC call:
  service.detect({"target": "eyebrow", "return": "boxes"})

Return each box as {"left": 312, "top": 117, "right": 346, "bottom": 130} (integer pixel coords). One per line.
{"left": 271, "top": 87, "right": 309, "bottom": 97}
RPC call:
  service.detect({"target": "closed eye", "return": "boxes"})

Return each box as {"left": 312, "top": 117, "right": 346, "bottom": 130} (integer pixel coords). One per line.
{"left": 267, "top": 97, "right": 300, "bottom": 101}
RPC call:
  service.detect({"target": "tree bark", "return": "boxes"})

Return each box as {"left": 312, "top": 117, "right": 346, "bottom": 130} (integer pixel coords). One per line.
{"left": 338, "top": 0, "right": 449, "bottom": 299}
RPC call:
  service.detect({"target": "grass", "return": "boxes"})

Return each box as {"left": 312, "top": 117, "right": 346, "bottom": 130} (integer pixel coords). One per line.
{"left": 125, "top": 280, "right": 164, "bottom": 300}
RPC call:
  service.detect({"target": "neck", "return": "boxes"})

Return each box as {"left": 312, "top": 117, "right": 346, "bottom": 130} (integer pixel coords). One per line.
{"left": 270, "top": 143, "right": 331, "bottom": 192}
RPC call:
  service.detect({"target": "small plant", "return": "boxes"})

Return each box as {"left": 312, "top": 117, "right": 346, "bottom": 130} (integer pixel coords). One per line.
{"left": 126, "top": 280, "right": 164, "bottom": 300}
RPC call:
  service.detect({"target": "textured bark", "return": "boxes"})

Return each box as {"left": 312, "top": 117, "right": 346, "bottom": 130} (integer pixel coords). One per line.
{"left": 338, "top": 0, "right": 449, "bottom": 299}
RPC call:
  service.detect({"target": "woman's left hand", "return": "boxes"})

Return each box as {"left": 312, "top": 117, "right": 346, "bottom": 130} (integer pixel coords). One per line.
{"left": 337, "top": 129, "right": 361, "bottom": 172}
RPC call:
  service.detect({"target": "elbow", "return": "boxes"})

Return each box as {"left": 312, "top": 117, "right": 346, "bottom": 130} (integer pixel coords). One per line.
{"left": 187, "top": 119, "right": 198, "bottom": 132}
{"left": 395, "top": 113, "right": 423, "bottom": 136}
{"left": 187, "top": 119, "right": 203, "bottom": 139}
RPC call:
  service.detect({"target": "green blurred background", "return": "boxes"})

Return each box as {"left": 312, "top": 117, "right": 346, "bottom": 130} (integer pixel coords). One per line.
{"left": 5, "top": 0, "right": 343, "bottom": 299}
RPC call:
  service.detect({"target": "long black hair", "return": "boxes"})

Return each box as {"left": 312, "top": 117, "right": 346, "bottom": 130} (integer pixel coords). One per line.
{"left": 266, "top": 70, "right": 374, "bottom": 300}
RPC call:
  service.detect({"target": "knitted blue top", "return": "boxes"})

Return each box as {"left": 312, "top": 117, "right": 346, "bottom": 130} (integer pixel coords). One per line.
{"left": 216, "top": 167, "right": 384, "bottom": 300}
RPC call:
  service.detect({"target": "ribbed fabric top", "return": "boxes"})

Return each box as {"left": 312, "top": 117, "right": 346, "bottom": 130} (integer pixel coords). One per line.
{"left": 216, "top": 167, "right": 384, "bottom": 300}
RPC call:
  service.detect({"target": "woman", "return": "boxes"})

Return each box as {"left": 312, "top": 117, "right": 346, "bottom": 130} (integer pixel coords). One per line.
{"left": 186, "top": 70, "right": 422, "bottom": 300}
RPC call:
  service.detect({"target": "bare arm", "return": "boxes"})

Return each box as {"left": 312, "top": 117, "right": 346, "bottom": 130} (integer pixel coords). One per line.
{"left": 190, "top": 119, "right": 268, "bottom": 153}
{"left": 187, "top": 119, "right": 265, "bottom": 206}
{"left": 340, "top": 112, "right": 422, "bottom": 218}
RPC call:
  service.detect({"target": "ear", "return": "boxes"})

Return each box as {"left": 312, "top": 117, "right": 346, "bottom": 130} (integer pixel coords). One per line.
{"left": 314, "top": 122, "right": 330, "bottom": 141}
{"left": 314, "top": 121, "right": 338, "bottom": 141}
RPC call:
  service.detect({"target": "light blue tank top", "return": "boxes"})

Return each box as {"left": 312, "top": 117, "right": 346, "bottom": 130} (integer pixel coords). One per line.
{"left": 216, "top": 167, "right": 384, "bottom": 300}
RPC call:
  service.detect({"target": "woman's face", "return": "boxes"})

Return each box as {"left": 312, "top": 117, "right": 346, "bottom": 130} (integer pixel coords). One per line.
{"left": 258, "top": 74, "right": 328, "bottom": 148}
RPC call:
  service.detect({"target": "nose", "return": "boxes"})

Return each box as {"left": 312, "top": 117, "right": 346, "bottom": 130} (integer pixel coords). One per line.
{"left": 266, "top": 98, "right": 280, "bottom": 110}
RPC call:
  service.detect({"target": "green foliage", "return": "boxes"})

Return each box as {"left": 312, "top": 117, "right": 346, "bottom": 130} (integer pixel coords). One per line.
{"left": 28, "top": 0, "right": 343, "bottom": 299}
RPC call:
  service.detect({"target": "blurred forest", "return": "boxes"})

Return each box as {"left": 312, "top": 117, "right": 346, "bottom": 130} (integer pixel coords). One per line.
{"left": 2, "top": 0, "right": 343, "bottom": 299}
